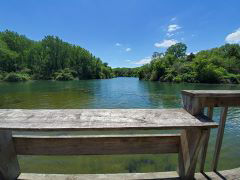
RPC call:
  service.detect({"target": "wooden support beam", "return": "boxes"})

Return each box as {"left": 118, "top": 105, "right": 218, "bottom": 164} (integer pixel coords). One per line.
{"left": 0, "top": 130, "right": 20, "bottom": 180}
{"left": 13, "top": 134, "right": 180, "bottom": 155}
{"left": 199, "top": 106, "right": 214, "bottom": 172}
{"left": 178, "top": 128, "right": 208, "bottom": 179}
{"left": 212, "top": 106, "right": 228, "bottom": 171}
{"left": 182, "top": 94, "right": 203, "bottom": 115}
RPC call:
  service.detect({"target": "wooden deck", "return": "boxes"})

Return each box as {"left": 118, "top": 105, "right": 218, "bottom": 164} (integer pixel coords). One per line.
{"left": 18, "top": 167, "right": 240, "bottom": 180}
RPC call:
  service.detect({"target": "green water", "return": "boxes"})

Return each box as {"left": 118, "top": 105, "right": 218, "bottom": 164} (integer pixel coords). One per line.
{"left": 0, "top": 77, "right": 240, "bottom": 173}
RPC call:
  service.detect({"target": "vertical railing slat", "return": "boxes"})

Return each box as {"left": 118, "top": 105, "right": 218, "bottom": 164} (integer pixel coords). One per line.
{"left": 212, "top": 106, "right": 228, "bottom": 171}
{"left": 199, "top": 106, "right": 214, "bottom": 172}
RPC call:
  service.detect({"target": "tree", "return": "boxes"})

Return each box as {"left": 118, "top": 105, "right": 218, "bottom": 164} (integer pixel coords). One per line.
{"left": 152, "top": 52, "right": 163, "bottom": 59}
{"left": 166, "top": 43, "right": 187, "bottom": 58}
{"left": 0, "top": 29, "right": 113, "bottom": 81}
{"left": 186, "top": 53, "right": 195, "bottom": 61}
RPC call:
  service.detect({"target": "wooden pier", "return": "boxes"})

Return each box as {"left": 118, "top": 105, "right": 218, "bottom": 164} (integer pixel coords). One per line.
{"left": 0, "top": 90, "right": 240, "bottom": 180}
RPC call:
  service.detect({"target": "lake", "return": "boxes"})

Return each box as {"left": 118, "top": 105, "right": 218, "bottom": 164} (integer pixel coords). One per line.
{"left": 0, "top": 77, "right": 240, "bottom": 173}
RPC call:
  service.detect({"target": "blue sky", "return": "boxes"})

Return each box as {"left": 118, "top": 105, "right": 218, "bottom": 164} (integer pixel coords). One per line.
{"left": 1, "top": 0, "right": 240, "bottom": 68}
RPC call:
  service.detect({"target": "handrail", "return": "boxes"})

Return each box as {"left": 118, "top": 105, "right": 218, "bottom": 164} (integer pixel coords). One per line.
{"left": 1, "top": 90, "right": 240, "bottom": 180}
{"left": 181, "top": 90, "right": 240, "bottom": 172}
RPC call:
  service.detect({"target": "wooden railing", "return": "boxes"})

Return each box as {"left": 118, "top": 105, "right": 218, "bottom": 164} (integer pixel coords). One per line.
{"left": 0, "top": 90, "right": 239, "bottom": 180}
{"left": 182, "top": 90, "right": 240, "bottom": 172}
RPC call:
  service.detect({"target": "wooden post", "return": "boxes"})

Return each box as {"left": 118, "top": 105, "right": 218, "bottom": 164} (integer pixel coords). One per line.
{"left": 199, "top": 106, "right": 214, "bottom": 172}
{"left": 212, "top": 106, "right": 228, "bottom": 171}
{"left": 178, "top": 128, "right": 208, "bottom": 179}
{"left": 182, "top": 94, "right": 203, "bottom": 115}
{"left": 0, "top": 130, "right": 20, "bottom": 180}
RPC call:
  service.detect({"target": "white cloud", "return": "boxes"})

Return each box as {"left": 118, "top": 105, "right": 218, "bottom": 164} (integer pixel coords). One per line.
{"left": 154, "top": 39, "right": 178, "bottom": 48}
{"left": 125, "top": 60, "right": 131, "bottom": 62}
{"left": 225, "top": 28, "right": 240, "bottom": 43}
{"left": 115, "top": 43, "right": 122, "bottom": 46}
{"left": 171, "top": 17, "right": 176, "bottom": 21}
{"left": 168, "top": 24, "right": 181, "bottom": 32}
{"left": 133, "top": 57, "right": 151, "bottom": 65}
{"left": 166, "top": 33, "right": 174, "bottom": 37}
{"left": 126, "top": 48, "right": 132, "bottom": 52}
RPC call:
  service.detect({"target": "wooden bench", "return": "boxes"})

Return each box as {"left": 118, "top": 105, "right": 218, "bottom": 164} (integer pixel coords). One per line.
{"left": 0, "top": 109, "right": 217, "bottom": 180}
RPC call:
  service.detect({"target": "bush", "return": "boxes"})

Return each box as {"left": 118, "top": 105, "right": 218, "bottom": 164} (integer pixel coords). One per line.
{"left": 181, "top": 72, "right": 198, "bottom": 83}
{"left": 4, "top": 72, "right": 30, "bottom": 82}
{"left": 99, "top": 72, "right": 106, "bottom": 79}
{"left": 20, "top": 68, "right": 32, "bottom": 74}
{"left": 55, "top": 73, "right": 74, "bottom": 81}
{"left": 197, "top": 64, "right": 226, "bottom": 83}
{"left": 54, "top": 68, "right": 75, "bottom": 81}
{"left": 149, "top": 70, "right": 159, "bottom": 81}
{"left": 162, "top": 73, "right": 174, "bottom": 82}
{"left": 224, "top": 74, "right": 240, "bottom": 84}
{"left": 173, "top": 75, "right": 182, "bottom": 83}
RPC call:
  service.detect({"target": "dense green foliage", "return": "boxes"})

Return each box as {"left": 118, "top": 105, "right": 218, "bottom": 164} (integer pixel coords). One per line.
{"left": 4, "top": 72, "right": 30, "bottom": 82}
{"left": 1, "top": 30, "right": 240, "bottom": 84}
{"left": 138, "top": 43, "right": 240, "bottom": 84}
{"left": 0, "top": 30, "right": 113, "bottom": 81}
{"left": 113, "top": 67, "right": 139, "bottom": 77}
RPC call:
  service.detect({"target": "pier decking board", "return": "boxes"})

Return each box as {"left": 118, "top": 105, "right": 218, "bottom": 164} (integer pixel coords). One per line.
{"left": 0, "top": 109, "right": 217, "bottom": 131}
{"left": 18, "top": 167, "right": 240, "bottom": 180}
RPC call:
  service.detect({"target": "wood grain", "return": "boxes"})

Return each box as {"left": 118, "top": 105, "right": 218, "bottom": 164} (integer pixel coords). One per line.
{"left": 199, "top": 107, "right": 213, "bottom": 172}
{"left": 13, "top": 134, "right": 180, "bottom": 155}
{"left": 178, "top": 128, "right": 208, "bottom": 179}
{"left": 0, "top": 130, "right": 20, "bottom": 180}
{"left": 18, "top": 167, "right": 240, "bottom": 180}
{"left": 182, "top": 90, "right": 240, "bottom": 98}
{"left": 212, "top": 107, "right": 228, "bottom": 171}
{"left": 0, "top": 109, "right": 218, "bottom": 131}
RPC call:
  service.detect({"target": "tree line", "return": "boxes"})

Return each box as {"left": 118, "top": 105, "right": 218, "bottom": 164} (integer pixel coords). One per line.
{"left": 1, "top": 30, "right": 240, "bottom": 84}
{"left": 113, "top": 67, "right": 139, "bottom": 77}
{"left": 137, "top": 43, "right": 240, "bottom": 84}
{"left": 0, "top": 30, "right": 113, "bottom": 81}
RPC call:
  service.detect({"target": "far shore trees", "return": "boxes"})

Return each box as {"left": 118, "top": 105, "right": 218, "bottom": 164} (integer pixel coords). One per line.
{"left": 0, "top": 30, "right": 113, "bottom": 81}
{"left": 0, "top": 30, "right": 240, "bottom": 84}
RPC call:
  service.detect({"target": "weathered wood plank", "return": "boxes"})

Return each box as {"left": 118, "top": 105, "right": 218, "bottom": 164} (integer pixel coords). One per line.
{"left": 182, "top": 94, "right": 203, "bottom": 115}
{"left": 207, "top": 107, "right": 214, "bottom": 120}
{"left": 199, "top": 97, "right": 240, "bottom": 107}
{"left": 178, "top": 128, "right": 208, "bottom": 179}
{"left": 17, "top": 167, "right": 240, "bottom": 180}
{"left": 0, "top": 130, "right": 20, "bottom": 180}
{"left": 182, "top": 90, "right": 240, "bottom": 98}
{"left": 182, "top": 90, "right": 240, "bottom": 107}
{"left": 13, "top": 134, "right": 180, "bottom": 155}
{"left": 182, "top": 90, "right": 240, "bottom": 172}
{"left": 199, "top": 107, "right": 213, "bottom": 172}
{"left": 212, "top": 106, "right": 228, "bottom": 171}
{"left": 0, "top": 109, "right": 218, "bottom": 131}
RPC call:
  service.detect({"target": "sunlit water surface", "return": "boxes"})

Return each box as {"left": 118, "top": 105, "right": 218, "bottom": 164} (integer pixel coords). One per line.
{"left": 0, "top": 78, "right": 239, "bottom": 173}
